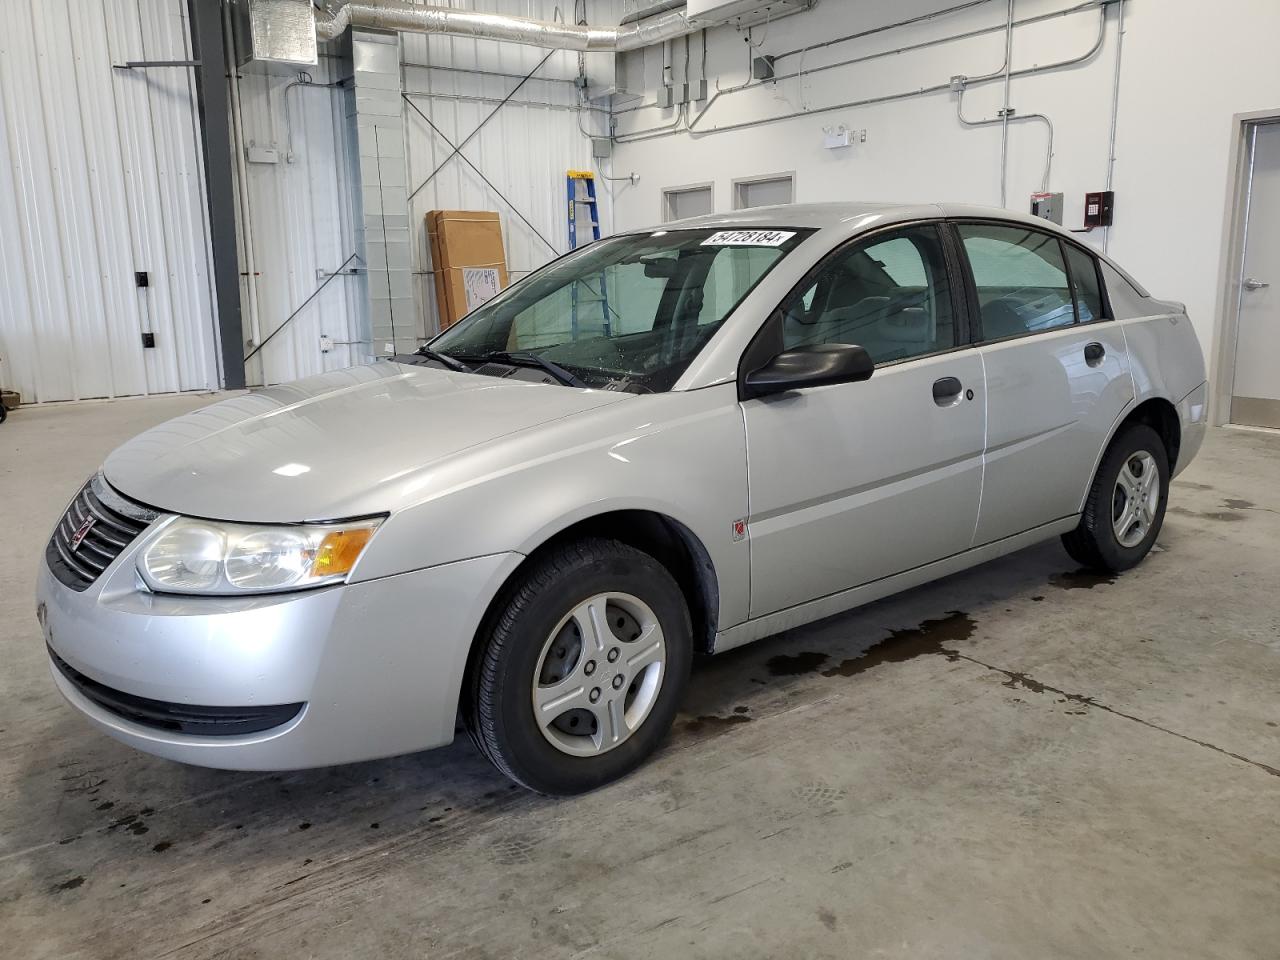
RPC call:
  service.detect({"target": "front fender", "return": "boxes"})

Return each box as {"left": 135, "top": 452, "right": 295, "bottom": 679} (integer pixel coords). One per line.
{"left": 350, "top": 384, "right": 751, "bottom": 631}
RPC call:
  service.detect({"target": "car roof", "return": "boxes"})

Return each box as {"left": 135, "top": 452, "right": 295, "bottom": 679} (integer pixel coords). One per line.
{"left": 645, "top": 200, "right": 1085, "bottom": 241}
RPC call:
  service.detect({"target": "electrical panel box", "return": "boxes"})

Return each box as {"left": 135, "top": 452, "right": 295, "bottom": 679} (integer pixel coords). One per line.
{"left": 1030, "top": 192, "right": 1064, "bottom": 225}
{"left": 1084, "top": 191, "right": 1115, "bottom": 228}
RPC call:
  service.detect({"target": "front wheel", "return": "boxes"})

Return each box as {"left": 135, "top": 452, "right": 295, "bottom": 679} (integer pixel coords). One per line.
{"left": 1061, "top": 422, "right": 1169, "bottom": 573}
{"left": 465, "top": 538, "right": 692, "bottom": 795}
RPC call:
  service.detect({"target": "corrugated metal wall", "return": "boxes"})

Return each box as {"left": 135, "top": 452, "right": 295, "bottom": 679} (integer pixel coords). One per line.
{"left": 0, "top": 0, "right": 616, "bottom": 399}
{"left": 232, "top": 47, "right": 366, "bottom": 386}
{"left": 401, "top": 0, "right": 613, "bottom": 338}
{"left": 0, "top": 0, "right": 220, "bottom": 404}
{"left": 235, "top": 0, "right": 614, "bottom": 373}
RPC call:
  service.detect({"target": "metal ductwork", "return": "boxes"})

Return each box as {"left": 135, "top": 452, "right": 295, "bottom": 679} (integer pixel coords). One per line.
{"left": 314, "top": 1, "right": 698, "bottom": 51}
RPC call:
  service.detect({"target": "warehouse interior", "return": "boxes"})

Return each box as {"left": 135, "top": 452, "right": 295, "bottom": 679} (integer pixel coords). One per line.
{"left": 2, "top": 0, "right": 1278, "bottom": 957}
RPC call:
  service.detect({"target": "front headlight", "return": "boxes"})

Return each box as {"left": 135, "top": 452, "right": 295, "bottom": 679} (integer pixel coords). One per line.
{"left": 138, "top": 517, "right": 383, "bottom": 595}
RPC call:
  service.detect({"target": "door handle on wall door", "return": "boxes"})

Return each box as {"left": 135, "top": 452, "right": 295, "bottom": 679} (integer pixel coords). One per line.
{"left": 1084, "top": 342, "right": 1106, "bottom": 366}
{"left": 932, "top": 377, "right": 963, "bottom": 406}
{"left": 1243, "top": 278, "right": 1270, "bottom": 291}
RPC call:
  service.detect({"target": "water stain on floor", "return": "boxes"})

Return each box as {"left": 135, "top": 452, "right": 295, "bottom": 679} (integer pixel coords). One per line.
{"left": 1168, "top": 505, "right": 1245, "bottom": 523}
{"left": 1049, "top": 569, "right": 1117, "bottom": 590}
{"left": 762, "top": 613, "right": 975, "bottom": 682}
{"left": 1000, "top": 670, "right": 1047, "bottom": 694}
{"left": 680, "top": 714, "right": 754, "bottom": 735}
{"left": 820, "top": 612, "right": 974, "bottom": 678}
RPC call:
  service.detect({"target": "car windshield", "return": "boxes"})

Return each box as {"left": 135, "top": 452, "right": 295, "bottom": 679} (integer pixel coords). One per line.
{"left": 430, "top": 227, "right": 811, "bottom": 392}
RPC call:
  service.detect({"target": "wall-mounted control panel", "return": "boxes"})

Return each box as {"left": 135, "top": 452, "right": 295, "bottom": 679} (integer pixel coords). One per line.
{"left": 1084, "top": 190, "right": 1115, "bottom": 228}
{"left": 1030, "top": 192, "right": 1064, "bottom": 224}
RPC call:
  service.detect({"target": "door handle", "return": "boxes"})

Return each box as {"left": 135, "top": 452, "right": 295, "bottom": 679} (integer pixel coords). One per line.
{"left": 1084, "top": 342, "right": 1106, "bottom": 366}
{"left": 932, "top": 376, "right": 963, "bottom": 406}
{"left": 1243, "top": 278, "right": 1270, "bottom": 291}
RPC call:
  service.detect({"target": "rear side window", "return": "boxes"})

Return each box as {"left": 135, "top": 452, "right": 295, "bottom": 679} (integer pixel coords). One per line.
{"left": 957, "top": 223, "right": 1074, "bottom": 339}
{"left": 780, "top": 224, "right": 956, "bottom": 365}
{"left": 1100, "top": 261, "right": 1153, "bottom": 319}
{"left": 1064, "top": 244, "right": 1104, "bottom": 323}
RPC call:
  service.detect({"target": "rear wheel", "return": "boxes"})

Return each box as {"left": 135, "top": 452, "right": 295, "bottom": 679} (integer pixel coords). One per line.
{"left": 466, "top": 538, "right": 692, "bottom": 795}
{"left": 1061, "top": 423, "right": 1169, "bottom": 573}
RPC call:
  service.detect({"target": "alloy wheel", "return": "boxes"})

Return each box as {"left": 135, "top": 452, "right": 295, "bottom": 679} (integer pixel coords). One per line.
{"left": 531, "top": 592, "right": 666, "bottom": 757}
{"left": 1112, "top": 450, "right": 1160, "bottom": 548}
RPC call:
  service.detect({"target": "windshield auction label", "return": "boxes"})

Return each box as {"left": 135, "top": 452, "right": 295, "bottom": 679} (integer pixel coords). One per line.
{"left": 701, "top": 230, "right": 796, "bottom": 247}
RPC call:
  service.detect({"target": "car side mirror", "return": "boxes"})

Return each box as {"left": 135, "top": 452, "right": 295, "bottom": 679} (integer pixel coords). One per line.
{"left": 742, "top": 343, "right": 874, "bottom": 400}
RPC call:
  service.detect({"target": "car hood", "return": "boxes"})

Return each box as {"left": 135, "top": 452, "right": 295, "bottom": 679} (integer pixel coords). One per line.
{"left": 103, "top": 362, "right": 628, "bottom": 522}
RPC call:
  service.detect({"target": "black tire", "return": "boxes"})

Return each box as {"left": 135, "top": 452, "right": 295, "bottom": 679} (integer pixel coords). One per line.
{"left": 1061, "top": 422, "right": 1169, "bottom": 573}
{"left": 465, "top": 537, "right": 692, "bottom": 795}
{"left": 0, "top": 404, "right": 7, "bottom": 424}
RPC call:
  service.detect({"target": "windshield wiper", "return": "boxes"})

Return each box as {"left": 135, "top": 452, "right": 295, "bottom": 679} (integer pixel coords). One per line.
{"left": 413, "top": 346, "right": 469, "bottom": 372}
{"left": 478, "top": 351, "right": 587, "bottom": 388}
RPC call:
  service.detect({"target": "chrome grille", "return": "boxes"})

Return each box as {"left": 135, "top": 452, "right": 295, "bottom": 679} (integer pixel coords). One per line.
{"left": 46, "top": 473, "right": 159, "bottom": 591}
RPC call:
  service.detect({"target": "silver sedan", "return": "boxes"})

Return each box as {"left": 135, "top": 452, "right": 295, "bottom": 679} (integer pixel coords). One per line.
{"left": 36, "top": 203, "right": 1207, "bottom": 794}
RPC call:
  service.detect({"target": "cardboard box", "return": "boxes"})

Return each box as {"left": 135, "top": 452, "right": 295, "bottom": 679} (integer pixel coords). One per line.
{"left": 426, "top": 210, "right": 509, "bottom": 330}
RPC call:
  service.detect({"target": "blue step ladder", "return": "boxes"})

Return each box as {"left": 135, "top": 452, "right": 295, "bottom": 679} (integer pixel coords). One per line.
{"left": 567, "top": 169, "right": 611, "bottom": 337}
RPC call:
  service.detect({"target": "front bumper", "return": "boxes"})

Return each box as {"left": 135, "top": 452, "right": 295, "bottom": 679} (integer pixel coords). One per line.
{"left": 37, "top": 550, "right": 522, "bottom": 770}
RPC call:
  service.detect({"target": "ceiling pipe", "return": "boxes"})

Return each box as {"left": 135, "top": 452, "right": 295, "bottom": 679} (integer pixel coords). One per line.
{"left": 314, "top": 1, "right": 699, "bottom": 51}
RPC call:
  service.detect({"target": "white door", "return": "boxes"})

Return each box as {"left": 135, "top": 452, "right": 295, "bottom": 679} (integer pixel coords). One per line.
{"left": 742, "top": 224, "right": 985, "bottom": 618}
{"left": 1232, "top": 121, "right": 1280, "bottom": 428}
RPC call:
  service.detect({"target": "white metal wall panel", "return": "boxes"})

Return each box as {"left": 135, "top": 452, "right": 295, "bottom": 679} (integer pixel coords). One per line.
{"left": 400, "top": 0, "right": 612, "bottom": 337}
{"left": 221, "top": 0, "right": 616, "bottom": 380}
{"left": 0, "top": 0, "right": 219, "bottom": 404}
{"left": 233, "top": 53, "right": 364, "bottom": 385}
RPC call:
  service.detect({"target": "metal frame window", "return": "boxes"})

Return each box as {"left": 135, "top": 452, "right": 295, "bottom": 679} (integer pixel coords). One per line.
{"left": 731, "top": 172, "right": 796, "bottom": 210}
{"left": 661, "top": 182, "right": 715, "bottom": 223}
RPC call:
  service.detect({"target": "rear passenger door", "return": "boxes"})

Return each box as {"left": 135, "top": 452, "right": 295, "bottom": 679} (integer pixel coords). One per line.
{"left": 952, "top": 222, "right": 1134, "bottom": 545}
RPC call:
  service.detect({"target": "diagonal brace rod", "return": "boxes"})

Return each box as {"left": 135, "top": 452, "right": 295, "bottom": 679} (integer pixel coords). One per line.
{"left": 406, "top": 49, "right": 556, "bottom": 203}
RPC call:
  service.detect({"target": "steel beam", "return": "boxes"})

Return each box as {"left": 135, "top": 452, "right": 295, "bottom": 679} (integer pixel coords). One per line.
{"left": 187, "top": 0, "right": 246, "bottom": 390}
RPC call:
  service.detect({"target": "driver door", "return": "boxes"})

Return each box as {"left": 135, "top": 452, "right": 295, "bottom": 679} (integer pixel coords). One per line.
{"left": 741, "top": 223, "right": 987, "bottom": 618}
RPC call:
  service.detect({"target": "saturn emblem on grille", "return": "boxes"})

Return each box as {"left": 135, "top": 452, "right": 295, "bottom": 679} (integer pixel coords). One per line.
{"left": 69, "top": 516, "right": 96, "bottom": 551}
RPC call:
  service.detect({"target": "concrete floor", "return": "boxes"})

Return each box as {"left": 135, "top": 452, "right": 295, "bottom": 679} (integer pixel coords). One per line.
{"left": 2, "top": 394, "right": 1278, "bottom": 960}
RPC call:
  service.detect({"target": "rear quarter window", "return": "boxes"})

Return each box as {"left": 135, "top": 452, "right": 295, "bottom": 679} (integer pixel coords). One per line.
{"left": 1064, "top": 244, "right": 1104, "bottom": 323}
